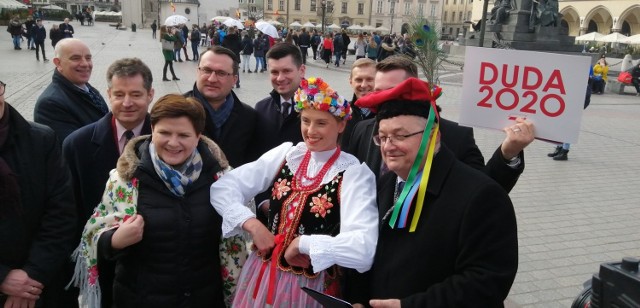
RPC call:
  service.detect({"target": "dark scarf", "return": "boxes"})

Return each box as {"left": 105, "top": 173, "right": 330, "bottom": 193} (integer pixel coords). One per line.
{"left": 192, "top": 86, "right": 234, "bottom": 138}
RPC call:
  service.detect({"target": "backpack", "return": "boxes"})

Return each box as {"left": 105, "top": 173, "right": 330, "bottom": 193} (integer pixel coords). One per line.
{"left": 333, "top": 35, "right": 344, "bottom": 50}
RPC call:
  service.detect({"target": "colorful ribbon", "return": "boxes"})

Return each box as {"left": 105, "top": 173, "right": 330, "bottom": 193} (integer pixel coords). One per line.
{"left": 388, "top": 108, "right": 437, "bottom": 230}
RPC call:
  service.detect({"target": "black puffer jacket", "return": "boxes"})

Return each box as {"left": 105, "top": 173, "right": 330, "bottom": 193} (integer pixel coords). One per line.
{"left": 97, "top": 136, "right": 228, "bottom": 308}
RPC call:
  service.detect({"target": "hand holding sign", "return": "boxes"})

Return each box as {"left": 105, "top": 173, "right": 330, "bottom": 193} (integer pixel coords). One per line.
{"left": 460, "top": 47, "right": 590, "bottom": 144}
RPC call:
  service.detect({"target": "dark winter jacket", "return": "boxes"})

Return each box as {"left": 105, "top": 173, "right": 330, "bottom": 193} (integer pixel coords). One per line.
{"left": 34, "top": 70, "right": 109, "bottom": 144}
{"left": 7, "top": 20, "right": 23, "bottom": 36}
{"left": 59, "top": 22, "right": 74, "bottom": 38}
{"left": 0, "top": 104, "right": 76, "bottom": 308}
{"left": 184, "top": 87, "right": 263, "bottom": 167}
{"left": 241, "top": 36, "right": 253, "bottom": 55}
{"left": 222, "top": 32, "right": 242, "bottom": 59}
{"left": 33, "top": 25, "right": 46, "bottom": 43}
{"left": 49, "top": 28, "right": 63, "bottom": 47}
{"left": 97, "top": 136, "right": 228, "bottom": 308}
{"left": 253, "top": 36, "right": 268, "bottom": 57}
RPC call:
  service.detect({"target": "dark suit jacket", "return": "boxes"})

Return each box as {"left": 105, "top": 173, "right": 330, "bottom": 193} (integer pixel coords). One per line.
{"left": 34, "top": 70, "right": 108, "bottom": 144}
{"left": 185, "top": 88, "right": 262, "bottom": 168}
{"left": 347, "top": 146, "right": 518, "bottom": 307}
{"left": 254, "top": 90, "right": 304, "bottom": 153}
{"left": 345, "top": 117, "right": 523, "bottom": 192}
{"left": 340, "top": 95, "right": 375, "bottom": 150}
{"left": 63, "top": 113, "right": 151, "bottom": 232}
{"left": 62, "top": 113, "right": 151, "bottom": 308}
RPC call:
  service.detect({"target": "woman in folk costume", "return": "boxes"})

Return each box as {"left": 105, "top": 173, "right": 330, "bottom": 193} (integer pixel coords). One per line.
{"left": 211, "top": 77, "right": 379, "bottom": 307}
{"left": 71, "top": 94, "right": 246, "bottom": 307}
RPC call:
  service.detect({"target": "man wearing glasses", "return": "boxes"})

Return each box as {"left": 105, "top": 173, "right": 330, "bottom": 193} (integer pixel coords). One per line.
{"left": 0, "top": 80, "right": 77, "bottom": 308}
{"left": 346, "top": 56, "right": 534, "bottom": 193}
{"left": 346, "top": 78, "right": 518, "bottom": 307}
{"left": 184, "top": 46, "right": 262, "bottom": 167}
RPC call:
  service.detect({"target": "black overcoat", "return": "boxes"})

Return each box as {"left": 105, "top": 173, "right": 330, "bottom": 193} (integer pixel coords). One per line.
{"left": 347, "top": 146, "right": 518, "bottom": 307}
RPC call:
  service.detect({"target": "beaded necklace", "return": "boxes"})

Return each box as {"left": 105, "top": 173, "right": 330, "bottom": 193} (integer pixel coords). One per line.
{"left": 291, "top": 147, "right": 341, "bottom": 191}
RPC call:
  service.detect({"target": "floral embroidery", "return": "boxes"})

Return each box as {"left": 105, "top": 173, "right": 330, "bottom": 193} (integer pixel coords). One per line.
{"left": 272, "top": 178, "right": 291, "bottom": 200}
{"left": 219, "top": 235, "right": 248, "bottom": 306}
{"left": 309, "top": 193, "right": 333, "bottom": 218}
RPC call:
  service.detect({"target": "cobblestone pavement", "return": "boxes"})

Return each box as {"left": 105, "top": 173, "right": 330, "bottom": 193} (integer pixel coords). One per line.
{"left": 3, "top": 20, "right": 640, "bottom": 308}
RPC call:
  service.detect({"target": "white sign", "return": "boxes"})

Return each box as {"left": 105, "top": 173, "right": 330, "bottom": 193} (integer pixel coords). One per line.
{"left": 459, "top": 47, "right": 591, "bottom": 144}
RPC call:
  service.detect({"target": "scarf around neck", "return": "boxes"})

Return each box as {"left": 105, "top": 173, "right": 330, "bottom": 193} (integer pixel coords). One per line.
{"left": 149, "top": 142, "right": 203, "bottom": 197}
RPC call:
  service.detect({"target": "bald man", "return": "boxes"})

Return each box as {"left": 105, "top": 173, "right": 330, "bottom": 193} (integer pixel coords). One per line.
{"left": 35, "top": 38, "right": 108, "bottom": 144}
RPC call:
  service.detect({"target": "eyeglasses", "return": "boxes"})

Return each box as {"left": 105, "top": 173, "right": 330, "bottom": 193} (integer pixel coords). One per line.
{"left": 198, "top": 67, "right": 235, "bottom": 79}
{"left": 373, "top": 130, "right": 424, "bottom": 146}
{"left": 0, "top": 81, "right": 5, "bottom": 96}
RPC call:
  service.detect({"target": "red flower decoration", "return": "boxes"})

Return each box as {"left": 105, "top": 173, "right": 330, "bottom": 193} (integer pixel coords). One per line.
{"left": 310, "top": 194, "right": 334, "bottom": 218}
{"left": 88, "top": 265, "right": 99, "bottom": 285}
{"left": 272, "top": 179, "right": 291, "bottom": 200}
{"left": 131, "top": 177, "right": 139, "bottom": 188}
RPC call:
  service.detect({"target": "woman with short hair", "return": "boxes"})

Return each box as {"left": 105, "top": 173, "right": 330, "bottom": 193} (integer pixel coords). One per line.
{"left": 73, "top": 94, "right": 240, "bottom": 307}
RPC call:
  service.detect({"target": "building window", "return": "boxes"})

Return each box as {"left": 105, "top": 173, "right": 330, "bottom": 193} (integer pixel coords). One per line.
{"left": 445, "top": 0, "right": 448, "bottom": 4}
{"left": 267, "top": 0, "right": 273, "bottom": 10}
{"left": 453, "top": 0, "right": 456, "bottom": 4}
{"left": 390, "top": 1, "right": 395, "bottom": 14}
{"left": 239, "top": 0, "right": 243, "bottom": 4}
{"left": 250, "top": 6, "right": 257, "bottom": 12}
{"left": 458, "top": 11, "right": 462, "bottom": 21}
{"left": 341, "top": 2, "right": 347, "bottom": 13}
{"left": 449, "top": 27, "right": 453, "bottom": 33}
{"left": 444, "top": 11, "right": 447, "bottom": 21}
{"left": 311, "top": 0, "right": 316, "bottom": 11}
{"left": 467, "top": 11, "right": 471, "bottom": 21}
{"left": 279, "top": 0, "right": 284, "bottom": 11}
{"left": 404, "top": 2, "right": 411, "bottom": 15}
{"left": 418, "top": 3, "right": 424, "bottom": 16}
{"left": 358, "top": 3, "right": 364, "bottom": 14}
{"left": 249, "top": 0, "right": 255, "bottom": 3}
{"left": 295, "top": 0, "right": 300, "bottom": 10}
{"left": 377, "top": 1, "right": 383, "bottom": 13}
{"left": 430, "top": 4, "right": 436, "bottom": 16}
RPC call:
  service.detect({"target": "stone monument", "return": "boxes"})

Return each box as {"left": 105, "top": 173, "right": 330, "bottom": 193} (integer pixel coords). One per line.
{"left": 464, "top": 0, "right": 581, "bottom": 52}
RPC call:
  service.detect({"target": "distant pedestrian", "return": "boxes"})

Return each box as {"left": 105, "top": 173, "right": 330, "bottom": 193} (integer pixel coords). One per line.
{"left": 181, "top": 24, "right": 190, "bottom": 61}
{"left": 241, "top": 33, "right": 254, "bottom": 73}
{"left": 33, "top": 19, "right": 48, "bottom": 61}
{"left": 322, "top": 33, "right": 333, "bottom": 68}
{"left": 190, "top": 25, "right": 201, "bottom": 61}
{"left": 49, "top": 24, "right": 63, "bottom": 48}
{"left": 7, "top": 16, "right": 23, "bottom": 50}
{"left": 341, "top": 29, "right": 350, "bottom": 65}
{"left": 59, "top": 18, "right": 74, "bottom": 38}
{"left": 310, "top": 29, "right": 320, "bottom": 60}
{"left": 253, "top": 33, "right": 267, "bottom": 72}
{"left": 151, "top": 20, "right": 157, "bottom": 39}
{"left": 366, "top": 35, "right": 378, "bottom": 61}
{"left": 160, "top": 25, "right": 180, "bottom": 81}
{"left": 354, "top": 34, "right": 367, "bottom": 60}
{"left": 24, "top": 16, "right": 36, "bottom": 49}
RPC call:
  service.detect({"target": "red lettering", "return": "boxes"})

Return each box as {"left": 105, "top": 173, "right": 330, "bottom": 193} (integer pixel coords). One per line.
{"left": 495, "top": 88, "right": 519, "bottom": 110}
{"left": 540, "top": 94, "right": 565, "bottom": 117}
{"left": 520, "top": 91, "right": 538, "bottom": 114}
{"left": 479, "top": 62, "right": 498, "bottom": 85}
{"left": 542, "top": 70, "right": 566, "bottom": 94}
{"left": 501, "top": 64, "right": 519, "bottom": 88}
{"left": 522, "top": 66, "right": 542, "bottom": 90}
{"left": 477, "top": 85, "right": 493, "bottom": 108}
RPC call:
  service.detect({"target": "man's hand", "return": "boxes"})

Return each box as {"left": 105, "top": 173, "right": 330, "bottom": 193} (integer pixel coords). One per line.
{"left": 243, "top": 218, "right": 275, "bottom": 256}
{"left": 501, "top": 117, "right": 535, "bottom": 160}
{"left": 3, "top": 296, "right": 36, "bottom": 308}
{"left": 0, "top": 269, "right": 43, "bottom": 300}
{"left": 284, "top": 237, "right": 311, "bottom": 268}
{"left": 370, "top": 298, "right": 401, "bottom": 308}
{"left": 111, "top": 214, "right": 145, "bottom": 250}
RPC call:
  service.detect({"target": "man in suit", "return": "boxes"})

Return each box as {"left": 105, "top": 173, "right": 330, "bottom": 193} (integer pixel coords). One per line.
{"left": 347, "top": 78, "right": 518, "bottom": 307}
{"left": 341, "top": 58, "right": 377, "bottom": 149}
{"left": 62, "top": 58, "right": 154, "bottom": 308}
{"left": 346, "top": 56, "right": 534, "bottom": 192}
{"left": 255, "top": 43, "right": 306, "bottom": 152}
{"left": 0, "top": 80, "right": 76, "bottom": 308}
{"left": 184, "top": 45, "right": 262, "bottom": 167}
{"left": 35, "top": 38, "right": 109, "bottom": 144}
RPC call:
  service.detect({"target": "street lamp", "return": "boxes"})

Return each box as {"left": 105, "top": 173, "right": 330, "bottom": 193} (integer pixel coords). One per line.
{"left": 321, "top": 0, "right": 333, "bottom": 34}
{"left": 389, "top": 0, "right": 399, "bottom": 34}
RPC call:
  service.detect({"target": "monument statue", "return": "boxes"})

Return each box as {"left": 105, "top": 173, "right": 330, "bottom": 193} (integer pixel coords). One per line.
{"left": 490, "top": 0, "right": 517, "bottom": 25}
{"left": 529, "top": 0, "right": 561, "bottom": 30}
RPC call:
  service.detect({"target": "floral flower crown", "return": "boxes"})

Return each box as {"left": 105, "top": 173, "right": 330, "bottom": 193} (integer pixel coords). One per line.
{"left": 294, "top": 77, "right": 352, "bottom": 120}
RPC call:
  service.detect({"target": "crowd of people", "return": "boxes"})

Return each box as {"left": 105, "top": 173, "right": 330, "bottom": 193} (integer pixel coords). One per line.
{"left": 2, "top": 15, "right": 543, "bottom": 307}
{"left": 6, "top": 15, "right": 72, "bottom": 62}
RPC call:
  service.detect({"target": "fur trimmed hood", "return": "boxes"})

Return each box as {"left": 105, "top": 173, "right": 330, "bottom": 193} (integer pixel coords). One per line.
{"left": 116, "top": 135, "right": 229, "bottom": 181}
{"left": 381, "top": 42, "right": 396, "bottom": 52}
